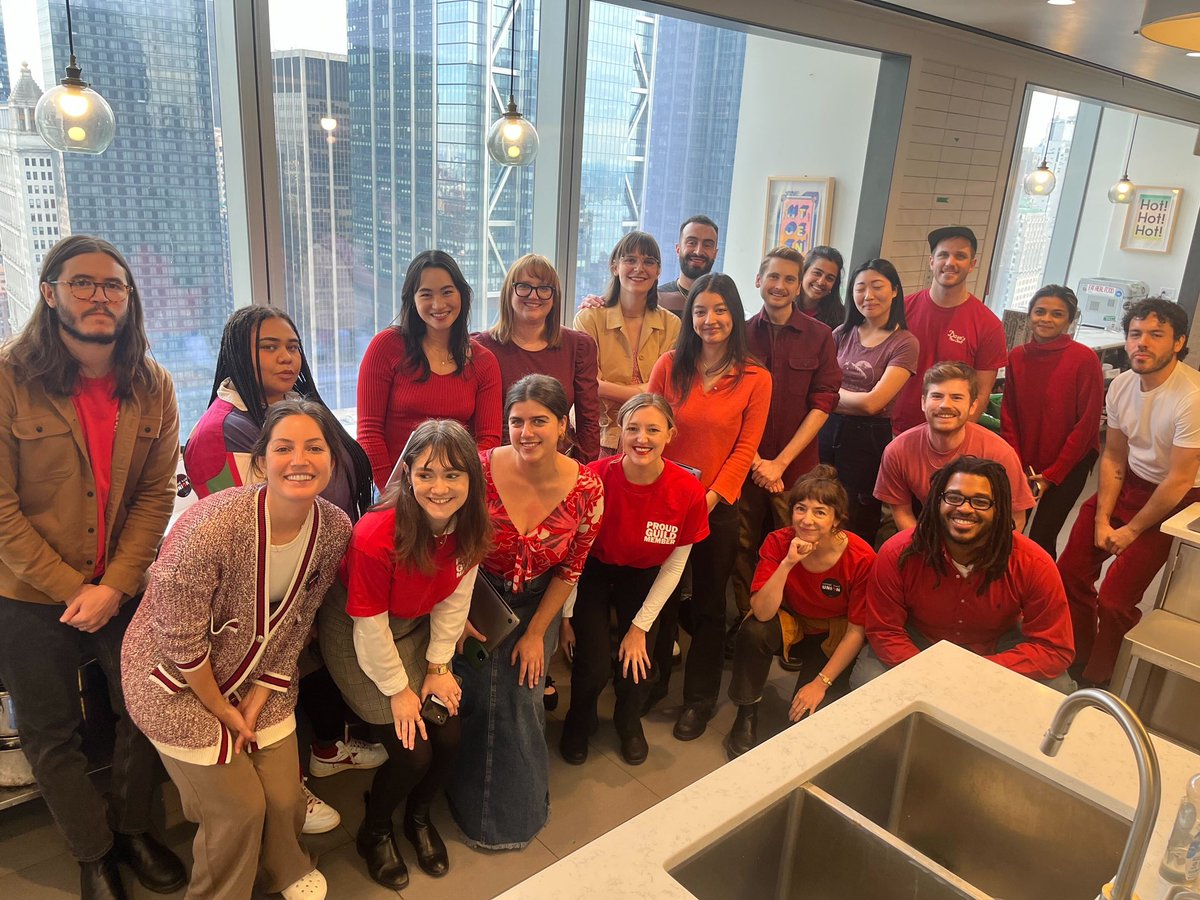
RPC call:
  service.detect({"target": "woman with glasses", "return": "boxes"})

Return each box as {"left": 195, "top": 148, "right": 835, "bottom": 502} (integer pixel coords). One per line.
{"left": 574, "top": 232, "right": 681, "bottom": 456}
{"left": 475, "top": 254, "right": 601, "bottom": 463}
{"left": 725, "top": 465, "right": 874, "bottom": 759}
{"left": 646, "top": 273, "right": 771, "bottom": 742}
{"left": 358, "top": 251, "right": 503, "bottom": 490}
{"left": 797, "top": 246, "right": 846, "bottom": 331}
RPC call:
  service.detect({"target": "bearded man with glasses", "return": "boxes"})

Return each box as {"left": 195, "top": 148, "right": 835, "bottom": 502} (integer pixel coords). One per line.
{"left": 0, "top": 235, "right": 184, "bottom": 899}
{"left": 850, "top": 455, "right": 1075, "bottom": 691}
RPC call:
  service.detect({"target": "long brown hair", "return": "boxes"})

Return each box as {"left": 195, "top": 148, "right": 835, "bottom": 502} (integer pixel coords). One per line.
{"left": 376, "top": 419, "right": 492, "bottom": 575}
{"left": 668, "top": 272, "right": 754, "bottom": 404}
{"left": 3, "top": 235, "right": 154, "bottom": 398}
{"left": 601, "top": 231, "right": 662, "bottom": 310}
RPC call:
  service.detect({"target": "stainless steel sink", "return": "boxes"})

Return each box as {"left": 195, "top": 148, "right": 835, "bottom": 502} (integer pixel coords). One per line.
{"left": 669, "top": 712, "right": 1130, "bottom": 900}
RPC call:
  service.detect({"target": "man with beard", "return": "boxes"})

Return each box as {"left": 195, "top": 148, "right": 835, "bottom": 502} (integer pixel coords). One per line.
{"left": 890, "top": 226, "right": 1007, "bottom": 434}
{"left": 1058, "top": 297, "right": 1200, "bottom": 687}
{"left": 0, "top": 236, "right": 184, "bottom": 899}
{"left": 853, "top": 456, "right": 1074, "bottom": 689}
{"left": 874, "top": 361, "right": 1033, "bottom": 533}
{"left": 657, "top": 215, "right": 719, "bottom": 314}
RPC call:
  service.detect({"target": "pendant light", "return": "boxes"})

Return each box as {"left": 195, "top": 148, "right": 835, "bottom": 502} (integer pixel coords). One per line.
{"left": 35, "top": 0, "right": 116, "bottom": 154}
{"left": 1108, "top": 115, "right": 1140, "bottom": 204}
{"left": 1023, "top": 94, "right": 1059, "bottom": 196}
{"left": 1139, "top": 1, "right": 1200, "bottom": 52}
{"left": 486, "top": 3, "right": 539, "bottom": 167}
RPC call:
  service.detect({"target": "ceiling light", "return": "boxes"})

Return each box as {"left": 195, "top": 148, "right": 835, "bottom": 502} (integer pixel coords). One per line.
{"left": 1140, "top": 1, "right": 1200, "bottom": 52}
{"left": 1109, "top": 115, "right": 1141, "bottom": 204}
{"left": 34, "top": 0, "right": 116, "bottom": 154}
{"left": 1188, "top": 50, "right": 1200, "bottom": 56}
{"left": 1023, "top": 94, "right": 1060, "bottom": 197}
{"left": 1047, "top": 0, "right": 1076, "bottom": 6}
{"left": 486, "top": 5, "right": 539, "bottom": 167}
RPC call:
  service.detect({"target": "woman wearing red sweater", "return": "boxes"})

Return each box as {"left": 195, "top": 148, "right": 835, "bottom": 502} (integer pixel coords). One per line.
{"left": 1000, "top": 284, "right": 1104, "bottom": 559}
{"left": 358, "top": 251, "right": 503, "bottom": 489}
{"left": 647, "top": 273, "right": 772, "bottom": 741}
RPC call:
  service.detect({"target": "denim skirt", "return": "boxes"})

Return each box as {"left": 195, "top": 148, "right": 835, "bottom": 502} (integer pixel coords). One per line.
{"left": 446, "top": 569, "right": 557, "bottom": 849}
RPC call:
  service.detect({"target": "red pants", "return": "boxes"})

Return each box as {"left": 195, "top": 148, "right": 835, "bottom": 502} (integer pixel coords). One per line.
{"left": 1057, "top": 472, "right": 1200, "bottom": 683}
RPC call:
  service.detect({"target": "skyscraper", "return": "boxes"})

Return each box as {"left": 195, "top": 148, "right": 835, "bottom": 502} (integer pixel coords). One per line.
{"left": 38, "top": 0, "right": 232, "bottom": 430}
{"left": 0, "top": 4, "right": 9, "bottom": 104}
{"left": 346, "top": 0, "right": 538, "bottom": 334}
{"left": 273, "top": 49, "right": 358, "bottom": 410}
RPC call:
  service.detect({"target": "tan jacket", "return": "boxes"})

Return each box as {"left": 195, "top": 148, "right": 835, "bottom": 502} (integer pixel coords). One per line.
{"left": 0, "top": 359, "right": 180, "bottom": 604}
{"left": 573, "top": 304, "right": 681, "bottom": 449}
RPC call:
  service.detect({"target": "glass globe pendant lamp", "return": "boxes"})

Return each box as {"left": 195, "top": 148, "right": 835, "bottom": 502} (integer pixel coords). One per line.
{"left": 486, "top": 6, "right": 539, "bottom": 167}
{"left": 34, "top": 0, "right": 116, "bottom": 154}
{"left": 1108, "top": 115, "right": 1140, "bottom": 204}
{"left": 1023, "top": 162, "right": 1057, "bottom": 196}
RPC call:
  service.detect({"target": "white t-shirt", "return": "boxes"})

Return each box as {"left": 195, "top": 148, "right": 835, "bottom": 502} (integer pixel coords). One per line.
{"left": 1106, "top": 362, "right": 1200, "bottom": 486}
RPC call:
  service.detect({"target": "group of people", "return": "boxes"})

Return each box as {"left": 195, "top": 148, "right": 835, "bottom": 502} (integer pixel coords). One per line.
{"left": 0, "top": 222, "right": 1196, "bottom": 900}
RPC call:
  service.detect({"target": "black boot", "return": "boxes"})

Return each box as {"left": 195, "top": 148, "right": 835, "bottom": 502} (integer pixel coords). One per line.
{"left": 559, "top": 716, "right": 589, "bottom": 765}
{"left": 356, "top": 822, "right": 409, "bottom": 890}
{"left": 112, "top": 832, "right": 187, "bottom": 893}
{"left": 673, "top": 703, "right": 712, "bottom": 741}
{"left": 403, "top": 800, "right": 450, "bottom": 877}
{"left": 725, "top": 703, "right": 758, "bottom": 759}
{"left": 80, "top": 853, "right": 127, "bottom": 900}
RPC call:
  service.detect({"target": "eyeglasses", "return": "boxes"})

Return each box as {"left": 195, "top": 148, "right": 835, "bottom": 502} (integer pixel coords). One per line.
{"left": 47, "top": 278, "right": 132, "bottom": 303}
{"left": 619, "top": 255, "right": 659, "bottom": 269}
{"left": 512, "top": 282, "right": 555, "bottom": 300}
{"left": 940, "top": 491, "right": 995, "bottom": 511}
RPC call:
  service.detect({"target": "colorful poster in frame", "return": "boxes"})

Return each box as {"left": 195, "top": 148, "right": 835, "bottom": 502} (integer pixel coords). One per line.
{"left": 762, "top": 177, "right": 835, "bottom": 257}
{"left": 1120, "top": 186, "right": 1183, "bottom": 254}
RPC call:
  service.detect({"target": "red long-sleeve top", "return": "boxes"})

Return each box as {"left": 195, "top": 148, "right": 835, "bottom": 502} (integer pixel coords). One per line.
{"left": 1000, "top": 334, "right": 1103, "bottom": 485}
{"left": 864, "top": 529, "right": 1074, "bottom": 680}
{"left": 357, "top": 329, "right": 502, "bottom": 489}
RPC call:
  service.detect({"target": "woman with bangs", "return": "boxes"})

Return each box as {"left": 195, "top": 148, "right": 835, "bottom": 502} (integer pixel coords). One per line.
{"left": 358, "top": 250, "right": 503, "bottom": 490}
{"left": 646, "top": 273, "right": 771, "bottom": 742}
{"left": 725, "top": 465, "right": 874, "bottom": 759}
{"left": 797, "top": 246, "right": 846, "bottom": 330}
{"left": 818, "top": 258, "right": 918, "bottom": 546}
{"left": 320, "top": 420, "right": 491, "bottom": 889}
{"left": 574, "top": 232, "right": 681, "bottom": 456}
{"left": 475, "top": 253, "right": 601, "bottom": 462}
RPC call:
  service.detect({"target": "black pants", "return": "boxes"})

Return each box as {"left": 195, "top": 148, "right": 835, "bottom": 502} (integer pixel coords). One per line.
{"left": 364, "top": 715, "right": 461, "bottom": 832}
{"left": 0, "top": 595, "right": 159, "bottom": 861}
{"left": 650, "top": 500, "right": 740, "bottom": 710}
{"left": 566, "top": 558, "right": 662, "bottom": 738}
{"left": 1027, "top": 449, "right": 1098, "bottom": 560}
{"left": 298, "top": 663, "right": 348, "bottom": 745}
{"left": 818, "top": 413, "right": 894, "bottom": 547}
{"left": 727, "top": 617, "right": 852, "bottom": 707}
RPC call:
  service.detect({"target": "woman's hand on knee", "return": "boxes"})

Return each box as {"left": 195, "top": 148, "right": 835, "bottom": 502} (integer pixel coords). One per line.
{"left": 390, "top": 687, "right": 427, "bottom": 750}
{"left": 618, "top": 626, "right": 650, "bottom": 683}
{"left": 511, "top": 632, "right": 545, "bottom": 689}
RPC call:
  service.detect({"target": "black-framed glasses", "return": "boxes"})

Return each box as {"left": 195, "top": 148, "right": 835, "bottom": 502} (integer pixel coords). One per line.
{"left": 940, "top": 491, "right": 995, "bottom": 511}
{"left": 47, "top": 278, "right": 132, "bottom": 303}
{"left": 512, "top": 282, "right": 555, "bottom": 300}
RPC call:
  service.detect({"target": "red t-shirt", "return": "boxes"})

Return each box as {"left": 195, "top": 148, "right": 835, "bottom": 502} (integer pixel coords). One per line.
{"left": 890, "top": 290, "right": 1008, "bottom": 434}
{"left": 750, "top": 528, "right": 874, "bottom": 628}
{"left": 72, "top": 374, "right": 119, "bottom": 578}
{"left": 586, "top": 456, "right": 709, "bottom": 569}
{"left": 339, "top": 508, "right": 468, "bottom": 619}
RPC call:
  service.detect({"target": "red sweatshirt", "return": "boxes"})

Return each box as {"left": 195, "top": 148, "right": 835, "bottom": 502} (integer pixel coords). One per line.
{"left": 1000, "top": 334, "right": 1103, "bottom": 485}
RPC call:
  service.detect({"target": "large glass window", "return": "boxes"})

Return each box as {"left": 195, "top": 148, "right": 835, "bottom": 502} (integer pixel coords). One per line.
{"left": 269, "top": 0, "right": 542, "bottom": 411}
{"left": 0, "top": 0, "right": 234, "bottom": 432}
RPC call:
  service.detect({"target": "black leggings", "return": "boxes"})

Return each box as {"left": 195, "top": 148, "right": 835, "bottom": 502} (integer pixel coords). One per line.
{"left": 818, "top": 413, "right": 894, "bottom": 546}
{"left": 363, "top": 716, "right": 461, "bottom": 832}
{"left": 1027, "top": 449, "right": 1098, "bottom": 560}
{"left": 298, "top": 664, "right": 348, "bottom": 745}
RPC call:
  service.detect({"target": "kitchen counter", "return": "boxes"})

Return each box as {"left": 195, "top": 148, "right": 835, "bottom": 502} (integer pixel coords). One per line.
{"left": 1161, "top": 502, "right": 1200, "bottom": 544}
{"left": 501, "top": 642, "right": 1200, "bottom": 899}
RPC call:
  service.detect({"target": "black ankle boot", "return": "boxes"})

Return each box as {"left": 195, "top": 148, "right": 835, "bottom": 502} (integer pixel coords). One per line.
{"left": 356, "top": 822, "right": 409, "bottom": 889}
{"left": 403, "top": 801, "right": 450, "bottom": 877}
{"left": 726, "top": 703, "right": 758, "bottom": 759}
{"left": 80, "top": 853, "right": 127, "bottom": 900}
{"left": 112, "top": 832, "right": 187, "bottom": 893}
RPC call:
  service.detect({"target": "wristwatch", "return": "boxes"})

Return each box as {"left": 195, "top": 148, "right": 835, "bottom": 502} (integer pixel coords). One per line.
{"left": 427, "top": 663, "right": 451, "bottom": 676}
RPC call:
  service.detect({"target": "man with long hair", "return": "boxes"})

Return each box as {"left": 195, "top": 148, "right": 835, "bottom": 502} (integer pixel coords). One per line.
{"left": 0, "top": 235, "right": 186, "bottom": 899}
{"left": 1058, "top": 297, "right": 1200, "bottom": 687}
{"left": 852, "top": 456, "right": 1074, "bottom": 690}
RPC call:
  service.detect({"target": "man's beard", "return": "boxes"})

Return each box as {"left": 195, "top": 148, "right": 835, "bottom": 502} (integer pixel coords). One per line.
{"left": 679, "top": 254, "right": 713, "bottom": 280}
{"left": 58, "top": 309, "right": 127, "bottom": 345}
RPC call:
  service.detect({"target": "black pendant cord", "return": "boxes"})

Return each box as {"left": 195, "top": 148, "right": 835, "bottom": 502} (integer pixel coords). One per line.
{"left": 65, "top": 0, "right": 77, "bottom": 65}
{"left": 1040, "top": 95, "right": 1059, "bottom": 168}
{"left": 509, "top": 3, "right": 517, "bottom": 105}
{"left": 1121, "top": 116, "right": 1140, "bottom": 179}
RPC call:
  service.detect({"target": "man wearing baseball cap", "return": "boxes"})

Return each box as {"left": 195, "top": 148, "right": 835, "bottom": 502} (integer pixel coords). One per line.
{"left": 889, "top": 226, "right": 1007, "bottom": 436}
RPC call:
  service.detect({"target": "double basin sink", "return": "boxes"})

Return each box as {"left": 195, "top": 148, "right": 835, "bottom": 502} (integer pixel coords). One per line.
{"left": 670, "top": 712, "right": 1129, "bottom": 899}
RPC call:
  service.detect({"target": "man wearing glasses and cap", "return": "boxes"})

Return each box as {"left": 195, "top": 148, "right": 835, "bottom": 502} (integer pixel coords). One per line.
{"left": 851, "top": 455, "right": 1074, "bottom": 691}
{"left": 890, "top": 225, "right": 1008, "bottom": 435}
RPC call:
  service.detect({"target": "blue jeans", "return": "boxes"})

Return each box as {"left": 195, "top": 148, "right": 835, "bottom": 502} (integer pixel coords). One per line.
{"left": 447, "top": 571, "right": 558, "bottom": 849}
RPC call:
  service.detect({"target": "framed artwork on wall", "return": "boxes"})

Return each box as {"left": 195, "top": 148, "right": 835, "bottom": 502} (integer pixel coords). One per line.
{"left": 1120, "top": 186, "right": 1183, "bottom": 254}
{"left": 761, "top": 176, "right": 835, "bottom": 257}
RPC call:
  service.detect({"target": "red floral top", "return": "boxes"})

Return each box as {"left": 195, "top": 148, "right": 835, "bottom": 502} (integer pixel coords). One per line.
{"left": 480, "top": 449, "right": 605, "bottom": 594}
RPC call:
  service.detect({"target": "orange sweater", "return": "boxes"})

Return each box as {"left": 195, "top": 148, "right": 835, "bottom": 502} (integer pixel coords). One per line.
{"left": 648, "top": 351, "right": 772, "bottom": 504}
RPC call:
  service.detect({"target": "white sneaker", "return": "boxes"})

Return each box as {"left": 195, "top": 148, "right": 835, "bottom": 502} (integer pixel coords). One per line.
{"left": 308, "top": 738, "right": 388, "bottom": 778}
{"left": 281, "top": 869, "right": 327, "bottom": 900}
{"left": 302, "top": 783, "right": 341, "bottom": 835}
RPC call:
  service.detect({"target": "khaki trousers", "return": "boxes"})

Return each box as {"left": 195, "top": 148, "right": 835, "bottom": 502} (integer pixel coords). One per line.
{"left": 732, "top": 478, "right": 792, "bottom": 614}
{"left": 160, "top": 730, "right": 312, "bottom": 899}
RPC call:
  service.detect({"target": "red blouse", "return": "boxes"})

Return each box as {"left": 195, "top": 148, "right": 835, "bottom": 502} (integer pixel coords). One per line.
{"left": 480, "top": 449, "right": 605, "bottom": 594}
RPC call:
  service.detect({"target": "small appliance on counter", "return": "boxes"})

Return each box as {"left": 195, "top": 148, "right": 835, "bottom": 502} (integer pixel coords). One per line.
{"left": 1076, "top": 277, "right": 1149, "bottom": 330}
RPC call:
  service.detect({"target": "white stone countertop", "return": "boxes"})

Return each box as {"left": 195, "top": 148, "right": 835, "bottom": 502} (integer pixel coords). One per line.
{"left": 1161, "top": 502, "right": 1200, "bottom": 544}
{"left": 500, "top": 642, "right": 1200, "bottom": 900}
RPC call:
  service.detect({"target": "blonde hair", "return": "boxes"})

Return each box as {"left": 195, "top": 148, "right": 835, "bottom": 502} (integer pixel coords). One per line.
{"left": 490, "top": 254, "right": 563, "bottom": 348}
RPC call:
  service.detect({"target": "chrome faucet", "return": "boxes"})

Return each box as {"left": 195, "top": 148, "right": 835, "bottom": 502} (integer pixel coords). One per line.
{"left": 1040, "top": 688, "right": 1160, "bottom": 900}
